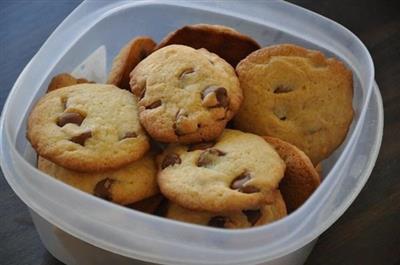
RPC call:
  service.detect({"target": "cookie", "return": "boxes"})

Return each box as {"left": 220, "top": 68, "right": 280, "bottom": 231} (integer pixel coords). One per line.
{"left": 107, "top": 36, "right": 156, "bottom": 90}
{"left": 157, "top": 129, "right": 285, "bottom": 212}
{"left": 166, "top": 190, "right": 286, "bottom": 229}
{"left": 264, "top": 136, "right": 321, "bottom": 213}
{"left": 27, "top": 84, "right": 149, "bottom": 172}
{"left": 156, "top": 24, "right": 260, "bottom": 66}
{"left": 234, "top": 44, "right": 354, "bottom": 165}
{"left": 38, "top": 152, "right": 158, "bottom": 205}
{"left": 47, "top": 73, "right": 92, "bottom": 92}
{"left": 130, "top": 45, "right": 242, "bottom": 143}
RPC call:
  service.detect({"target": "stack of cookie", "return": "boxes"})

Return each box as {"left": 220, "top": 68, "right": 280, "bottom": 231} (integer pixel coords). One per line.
{"left": 27, "top": 23, "right": 353, "bottom": 229}
{"left": 28, "top": 83, "right": 159, "bottom": 206}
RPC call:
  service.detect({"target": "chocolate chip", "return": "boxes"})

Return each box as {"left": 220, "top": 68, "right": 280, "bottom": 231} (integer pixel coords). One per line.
{"left": 240, "top": 185, "right": 260, "bottom": 194}
{"left": 161, "top": 153, "right": 181, "bottom": 169}
{"left": 201, "top": 86, "right": 229, "bottom": 108}
{"left": 121, "top": 131, "right": 137, "bottom": 140}
{"left": 70, "top": 130, "right": 92, "bottom": 146}
{"left": 208, "top": 216, "right": 226, "bottom": 228}
{"left": 138, "top": 88, "right": 146, "bottom": 100}
{"left": 188, "top": 142, "right": 215, "bottom": 151}
{"left": 273, "top": 107, "right": 287, "bottom": 121}
{"left": 197, "top": 149, "right": 226, "bottom": 167}
{"left": 274, "top": 85, "right": 292, "bottom": 94}
{"left": 179, "top": 68, "right": 195, "bottom": 79}
{"left": 307, "top": 124, "right": 322, "bottom": 134}
{"left": 209, "top": 149, "right": 225, "bottom": 156}
{"left": 243, "top": 209, "right": 262, "bottom": 226}
{"left": 94, "top": 178, "right": 114, "bottom": 200}
{"left": 231, "top": 172, "right": 251, "bottom": 190}
{"left": 57, "top": 112, "right": 85, "bottom": 127}
{"left": 146, "top": 100, "right": 162, "bottom": 109}
{"left": 231, "top": 171, "right": 259, "bottom": 193}
{"left": 215, "top": 88, "right": 229, "bottom": 108}
{"left": 60, "top": 97, "right": 68, "bottom": 109}
{"left": 173, "top": 110, "right": 198, "bottom": 136}
{"left": 173, "top": 110, "right": 184, "bottom": 136}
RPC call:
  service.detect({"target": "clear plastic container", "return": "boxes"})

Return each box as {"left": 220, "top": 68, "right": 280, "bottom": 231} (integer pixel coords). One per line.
{"left": 0, "top": 1, "right": 383, "bottom": 265}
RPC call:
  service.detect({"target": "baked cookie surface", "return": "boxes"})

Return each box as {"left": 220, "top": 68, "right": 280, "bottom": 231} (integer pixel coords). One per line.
{"left": 38, "top": 152, "right": 158, "bottom": 205}
{"left": 107, "top": 36, "right": 156, "bottom": 90}
{"left": 234, "top": 44, "right": 354, "bottom": 164}
{"left": 264, "top": 136, "right": 320, "bottom": 213}
{"left": 166, "top": 190, "right": 286, "bottom": 229}
{"left": 27, "top": 84, "right": 149, "bottom": 172}
{"left": 156, "top": 24, "right": 260, "bottom": 66}
{"left": 157, "top": 129, "right": 285, "bottom": 212}
{"left": 130, "top": 45, "right": 242, "bottom": 143}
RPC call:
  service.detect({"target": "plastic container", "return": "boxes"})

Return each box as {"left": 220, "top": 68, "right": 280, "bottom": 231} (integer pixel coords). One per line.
{"left": 0, "top": 1, "right": 383, "bottom": 265}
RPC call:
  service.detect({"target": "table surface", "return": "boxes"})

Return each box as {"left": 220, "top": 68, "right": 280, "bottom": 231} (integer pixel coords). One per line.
{"left": 0, "top": 1, "right": 399, "bottom": 265}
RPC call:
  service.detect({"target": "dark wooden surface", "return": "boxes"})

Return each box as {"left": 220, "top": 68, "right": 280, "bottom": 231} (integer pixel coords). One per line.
{"left": 0, "top": 1, "right": 399, "bottom": 265}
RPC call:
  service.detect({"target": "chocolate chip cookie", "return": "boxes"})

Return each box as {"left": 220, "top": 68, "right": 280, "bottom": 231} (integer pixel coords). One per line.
{"left": 157, "top": 129, "right": 285, "bottom": 212}
{"left": 234, "top": 44, "right": 354, "bottom": 165}
{"left": 264, "top": 136, "right": 321, "bottom": 213}
{"left": 166, "top": 190, "right": 286, "bottom": 229}
{"left": 130, "top": 45, "right": 242, "bottom": 143}
{"left": 107, "top": 36, "right": 156, "bottom": 90}
{"left": 27, "top": 84, "right": 149, "bottom": 172}
{"left": 156, "top": 24, "right": 261, "bottom": 66}
{"left": 38, "top": 152, "right": 158, "bottom": 205}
